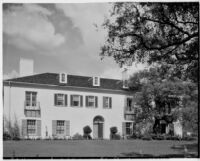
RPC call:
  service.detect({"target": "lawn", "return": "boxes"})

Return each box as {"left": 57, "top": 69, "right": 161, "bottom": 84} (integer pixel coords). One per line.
{"left": 3, "top": 139, "right": 198, "bottom": 158}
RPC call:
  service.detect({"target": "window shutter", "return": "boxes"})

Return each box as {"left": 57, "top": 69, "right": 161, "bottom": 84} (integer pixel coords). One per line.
{"left": 80, "top": 95, "right": 83, "bottom": 107}
{"left": 52, "top": 120, "right": 57, "bottom": 136}
{"left": 103, "top": 97, "right": 106, "bottom": 108}
{"left": 70, "top": 95, "right": 73, "bottom": 106}
{"left": 122, "top": 122, "right": 126, "bottom": 136}
{"left": 22, "top": 119, "right": 27, "bottom": 138}
{"left": 86, "top": 96, "right": 88, "bottom": 107}
{"left": 54, "top": 94, "right": 57, "bottom": 106}
{"left": 65, "top": 120, "right": 70, "bottom": 136}
{"left": 65, "top": 95, "right": 68, "bottom": 106}
{"left": 37, "top": 120, "right": 41, "bottom": 136}
{"left": 109, "top": 97, "right": 112, "bottom": 108}
{"left": 95, "top": 96, "right": 98, "bottom": 108}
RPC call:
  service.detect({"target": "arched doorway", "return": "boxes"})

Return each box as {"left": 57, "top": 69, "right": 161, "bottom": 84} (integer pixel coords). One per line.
{"left": 93, "top": 116, "right": 104, "bottom": 139}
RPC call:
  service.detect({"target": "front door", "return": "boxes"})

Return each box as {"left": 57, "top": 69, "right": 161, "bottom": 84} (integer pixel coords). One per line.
{"left": 93, "top": 115, "right": 104, "bottom": 139}
{"left": 94, "top": 123, "right": 103, "bottom": 139}
{"left": 98, "top": 123, "right": 103, "bottom": 139}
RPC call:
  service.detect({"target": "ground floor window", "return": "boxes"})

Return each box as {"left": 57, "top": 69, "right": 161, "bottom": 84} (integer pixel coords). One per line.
{"left": 27, "top": 120, "right": 36, "bottom": 135}
{"left": 56, "top": 120, "right": 65, "bottom": 134}
{"left": 125, "top": 122, "right": 133, "bottom": 135}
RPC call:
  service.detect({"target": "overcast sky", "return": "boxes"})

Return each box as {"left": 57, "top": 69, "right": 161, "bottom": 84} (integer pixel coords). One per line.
{"left": 3, "top": 3, "right": 146, "bottom": 80}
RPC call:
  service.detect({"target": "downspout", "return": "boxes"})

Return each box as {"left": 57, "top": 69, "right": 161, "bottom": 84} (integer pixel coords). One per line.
{"left": 8, "top": 81, "right": 11, "bottom": 134}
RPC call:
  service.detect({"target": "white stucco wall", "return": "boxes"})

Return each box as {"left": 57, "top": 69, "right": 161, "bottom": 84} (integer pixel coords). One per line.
{"left": 3, "top": 84, "right": 131, "bottom": 139}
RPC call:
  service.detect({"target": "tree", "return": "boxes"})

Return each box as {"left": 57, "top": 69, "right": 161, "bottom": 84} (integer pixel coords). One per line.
{"left": 83, "top": 125, "right": 92, "bottom": 140}
{"left": 129, "top": 67, "right": 198, "bottom": 134}
{"left": 101, "top": 2, "right": 198, "bottom": 82}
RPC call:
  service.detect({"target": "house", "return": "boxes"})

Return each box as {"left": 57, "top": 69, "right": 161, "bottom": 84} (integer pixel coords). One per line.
{"left": 3, "top": 72, "right": 138, "bottom": 139}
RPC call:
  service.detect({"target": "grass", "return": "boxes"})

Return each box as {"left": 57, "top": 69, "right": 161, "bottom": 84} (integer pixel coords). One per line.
{"left": 3, "top": 139, "right": 198, "bottom": 158}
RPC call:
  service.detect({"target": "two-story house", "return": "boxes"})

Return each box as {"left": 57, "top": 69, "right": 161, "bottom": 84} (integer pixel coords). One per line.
{"left": 3, "top": 72, "right": 138, "bottom": 139}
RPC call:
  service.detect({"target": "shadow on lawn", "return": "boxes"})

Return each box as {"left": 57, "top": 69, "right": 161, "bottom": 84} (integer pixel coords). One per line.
{"left": 121, "top": 143, "right": 198, "bottom": 158}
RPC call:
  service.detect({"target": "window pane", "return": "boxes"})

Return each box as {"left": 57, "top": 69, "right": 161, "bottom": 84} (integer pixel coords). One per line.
{"left": 72, "top": 95, "right": 80, "bottom": 106}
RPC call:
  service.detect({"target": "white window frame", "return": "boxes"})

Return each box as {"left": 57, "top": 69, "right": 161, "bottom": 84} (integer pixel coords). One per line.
{"left": 56, "top": 94, "right": 65, "bottom": 106}
{"left": 125, "top": 122, "right": 133, "bottom": 135}
{"left": 93, "top": 76, "right": 100, "bottom": 86}
{"left": 27, "top": 120, "right": 36, "bottom": 135}
{"left": 126, "top": 97, "right": 134, "bottom": 112}
{"left": 123, "top": 80, "right": 129, "bottom": 89}
{"left": 71, "top": 95, "right": 81, "bottom": 107}
{"left": 25, "top": 91, "right": 37, "bottom": 107}
{"left": 56, "top": 120, "right": 65, "bottom": 135}
{"left": 59, "top": 73, "right": 67, "bottom": 83}
{"left": 87, "top": 96, "right": 95, "bottom": 107}
{"left": 103, "top": 97, "right": 112, "bottom": 109}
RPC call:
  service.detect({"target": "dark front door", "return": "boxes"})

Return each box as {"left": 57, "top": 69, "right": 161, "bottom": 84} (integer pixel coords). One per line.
{"left": 98, "top": 123, "right": 103, "bottom": 139}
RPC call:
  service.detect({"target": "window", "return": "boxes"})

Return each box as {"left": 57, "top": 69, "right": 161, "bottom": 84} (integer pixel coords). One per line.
{"left": 93, "top": 76, "right": 100, "bottom": 86}
{"left": 27, "top": 120, "right": 36, "bottom": 134}
{"left": 71, "top": 95, "right": 83, "bottom": 107}
{"left": 86, "top": 96, "right": 98, "bottom": 108}
{"left": 126, "top": 97, "right": 134, "bottom": 111}
{"left": 54, "top": 94, "right": 67, "bottom": 106}
{"left": 26, "top": 91, "right": 37, "bottom": 106}
{"left": 103, "top": 97, "right": 112, "bottom": 109}
{"left": 125, "top": 122, "right": 133, "bottom": 135}
{"left": 59, "top": 73, "right": 67, "bottom": 83}
{"left": 123, "top": 80, "right": 128, "bottom": 88}
{"left": 56, "top": 121, "right": 65, "bottom": 134}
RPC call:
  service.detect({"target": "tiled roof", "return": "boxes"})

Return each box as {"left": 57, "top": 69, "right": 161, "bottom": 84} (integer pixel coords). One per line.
{"left": 4, "top": 73, "right": 126, "bottom": 91}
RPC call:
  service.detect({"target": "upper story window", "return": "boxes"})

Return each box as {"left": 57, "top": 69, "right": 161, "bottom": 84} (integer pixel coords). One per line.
{"left": 59, "top": 73, "right": 67, "bottom": 84}
{"left": 86, "top": 96, "right": 98, "bottom": 108}
{"left": 54, "top": 94, "right": 67, "bottom": 106}
{"left": 93, "top": 76, "right": 100, "bottom": 86}
{"left": 70, "top": 95, "right": 83, "bottom": 107}
{"left": 25, "top": 91, "right": 37, "bottom": 106}
{"left": 123, "top": 80, "right": 128, "bottom": 89}
{"left": 103, "top": 96, "right": 112, "bottom": 109}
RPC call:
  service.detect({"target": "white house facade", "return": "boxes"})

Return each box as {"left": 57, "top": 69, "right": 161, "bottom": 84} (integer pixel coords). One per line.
{"left": 3, "top": 73, "right": 138, "bottom": 139}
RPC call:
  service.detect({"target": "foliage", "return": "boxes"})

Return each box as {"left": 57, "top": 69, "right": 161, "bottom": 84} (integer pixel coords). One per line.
{"left": 3, "top": 116, "right": 20, "bottom": 140}
{"left": 72, "top": 133, "right": 83, "bottom": 140}
{"left": 129, "top": 67, "right": 198, "bottom": 134}
{"left": 110, "top": 126, "right": 118, "bottom": 134}
{"left": 83, "top": 125, "right": 92, "bottom": 134}
{"left": 101, "top": 2, "right": 198, "bottom": 82}
{"left": 83, "top": 126, "right": 92, "bottom": 140}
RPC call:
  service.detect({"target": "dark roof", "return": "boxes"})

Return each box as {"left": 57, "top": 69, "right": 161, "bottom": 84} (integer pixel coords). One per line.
{"left": 4, "top": 73, "right": 126, "bottom": 91}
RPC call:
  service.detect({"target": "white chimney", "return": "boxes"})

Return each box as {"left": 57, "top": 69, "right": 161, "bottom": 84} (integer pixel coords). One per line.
{"left": 122, "top": 68, "right": 129, "bottom": 88}
{"left": 19, "top": 58, "right": 34, "bottom": 77}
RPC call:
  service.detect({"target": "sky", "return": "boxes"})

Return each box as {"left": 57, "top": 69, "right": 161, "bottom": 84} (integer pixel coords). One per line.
{"left": 3, "top": 3, "right": 146, "bottom": 80}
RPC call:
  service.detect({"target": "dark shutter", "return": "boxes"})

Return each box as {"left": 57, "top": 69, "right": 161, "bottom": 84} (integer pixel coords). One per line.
{"left": 70, "top": 95, "right": 73, "bottom": 106}
{"left": 95, "top": 96, "right": 98, "bottom": 108}
{"left": 65, "top": 94, "right": 68, "bottom": 106}
{"left": 22, "top": 119, "right": 27, "bottom": 138}
{"left": 103, "top": 97, "right": 106, "bottom": 108}
{"left": 54, "top": 94, "right": 57, "bottom": 106}
{"left": 80, "top": 95, "right": 83, "bottom": 107}
{"left": 122, "top": 122, "right": 126, "bottom": 136}
{"left": 37, "top": 120, "right": 41, "bottom": 136}
{"left": 109, "top": 97, "right": 112, "bottom": 108}
{"left": 52, "top": 120, "right": 57, "bottom": 136}
{"left": 65, "top": 120, "right": 70, "bottom": 136}
{"left": 86, "top": 96, "right": 88, "bottom": 107}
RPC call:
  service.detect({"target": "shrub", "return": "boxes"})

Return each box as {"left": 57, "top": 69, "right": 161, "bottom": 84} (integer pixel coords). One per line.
{"left": 72, "top": 133, "right": 83, "bottom": 140}
{"left": 3, "top": 132, "right": 11, "bottom": 140}
{"left": 110, "top": 127, "right": 118, "bottom": 134}
{"left": 142, "top": 134, "right": 152, "bottom": 141}
{"left": 83, "top": 125, "right": 92, "bottom": 140}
